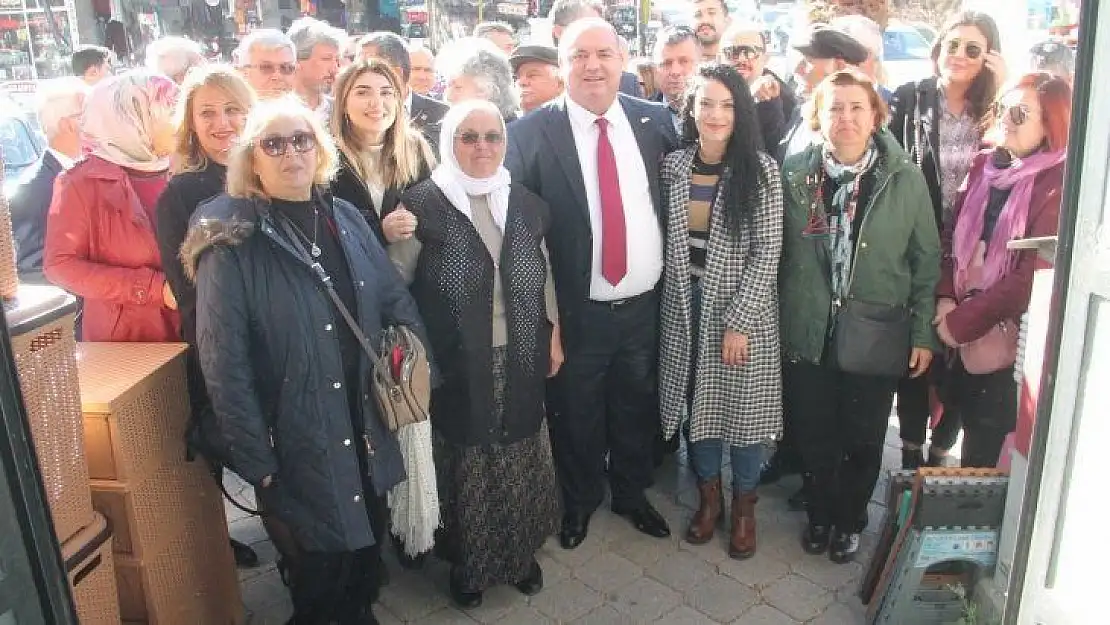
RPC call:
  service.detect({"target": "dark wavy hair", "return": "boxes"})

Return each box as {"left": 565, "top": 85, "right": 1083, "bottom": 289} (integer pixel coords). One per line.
{"left": 681, "top": 63, "right": 764, "bottom": 230}
{"left": 934, "top": 11, "right": 1003, "bottom": 128}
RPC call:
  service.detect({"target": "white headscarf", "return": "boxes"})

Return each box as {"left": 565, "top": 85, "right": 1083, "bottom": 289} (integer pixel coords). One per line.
{"left": 431, "top": 99, "right": 512, "bottom": 232}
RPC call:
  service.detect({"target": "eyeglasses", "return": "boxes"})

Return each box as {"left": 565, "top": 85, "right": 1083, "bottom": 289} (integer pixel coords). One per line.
{"left": 244, "top": 62, "right": 297, "bottom": 76}
{"left": 257, "top": 131, "right": 317, "bottom": 157}
{"left": 993, "top": 102, "right": 1035, "bottom": 126}
{"left": 722, "top": 45, "right": 764, "bottom": 61}
{"left": 455, "top": 130, "right": 505, "bottom": 145}
{"left": 945, "top": 39, "right": 984, "bottom": 60}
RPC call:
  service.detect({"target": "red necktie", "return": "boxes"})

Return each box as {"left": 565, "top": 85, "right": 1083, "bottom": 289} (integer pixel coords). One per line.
{"left": 596, "top": 117, "right": 627, "bottom": 285}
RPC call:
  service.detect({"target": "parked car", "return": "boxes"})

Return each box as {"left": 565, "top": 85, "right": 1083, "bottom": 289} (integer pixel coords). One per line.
{"left": 883, "top": 23, "right": 935, "bottom": 87}
{"left": 0, "top": 97, "right": 45, "bottom": 198}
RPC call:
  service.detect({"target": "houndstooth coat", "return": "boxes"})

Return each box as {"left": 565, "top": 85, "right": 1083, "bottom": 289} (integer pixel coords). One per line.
{"left": 658, "top": 146, "right": 785, "bottom": 447}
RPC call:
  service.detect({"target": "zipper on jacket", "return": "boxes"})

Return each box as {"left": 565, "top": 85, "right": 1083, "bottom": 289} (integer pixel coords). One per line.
{"left": 363, "top": 432, "right": 375, "bottom": 458}
{"left": 836, "top": 170, "right": 896, "bottom": 309}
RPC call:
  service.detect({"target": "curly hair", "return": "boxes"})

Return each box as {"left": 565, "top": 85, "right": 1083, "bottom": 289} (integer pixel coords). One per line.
{"left": 437, "top": 37, "right": 519, "bottom": 120}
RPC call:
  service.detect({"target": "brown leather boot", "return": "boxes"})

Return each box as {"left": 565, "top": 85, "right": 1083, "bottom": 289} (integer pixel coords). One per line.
{"left": 729, "top": 491, "right": 758, "bottom": 559}
{"left": 685, "top": 478, "right": 723, "bottom": 544}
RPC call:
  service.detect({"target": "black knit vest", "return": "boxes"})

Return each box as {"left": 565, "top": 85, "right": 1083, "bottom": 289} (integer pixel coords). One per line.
{"left": 401, "top": 181, "right": 551, "bottom": 446}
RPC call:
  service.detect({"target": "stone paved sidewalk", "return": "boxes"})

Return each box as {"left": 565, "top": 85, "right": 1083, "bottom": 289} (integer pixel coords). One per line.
{"left": 229, "top": 422, "right": 908, "bottom": 624}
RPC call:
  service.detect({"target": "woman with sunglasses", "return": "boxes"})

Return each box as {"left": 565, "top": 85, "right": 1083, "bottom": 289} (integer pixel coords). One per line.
{"left": 390, "top": 100, "right": 560, "bottom": 608}
{"left": 935, "top": 72, "right": 1071, "bottom": 468}
{"left": 330, "top": 60, "right": 436, "bottom": 249}
{"left": 184, "top": 97, "right": 426, "bottom": 624}
{"left": 888, "top": 11, "right": 1004, "bottom": 470}
{"left": 43, "top": 71, "right": 181, "bottom": 342}
{"left": 658, "top": 64, "right": 783, "bottom": 560}
{"left": 780, "top": 69, "right": 939, "bottom": 564}
{"left": 719, "top": 23, "right": 796, "bottom": 156}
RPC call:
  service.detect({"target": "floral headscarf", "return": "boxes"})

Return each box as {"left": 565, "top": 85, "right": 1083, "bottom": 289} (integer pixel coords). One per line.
{"left": 82, "top": 70, "right": 179, "bottom": 172}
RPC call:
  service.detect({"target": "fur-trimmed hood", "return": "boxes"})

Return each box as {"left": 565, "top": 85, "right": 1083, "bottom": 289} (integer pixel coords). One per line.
{"left": 180, "top": 194, "right": 260, "bottom": 283}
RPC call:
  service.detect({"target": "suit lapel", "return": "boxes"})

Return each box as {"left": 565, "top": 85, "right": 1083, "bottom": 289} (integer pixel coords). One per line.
{"left": 620, "top": 96, "right": 665, "bottom": 225}
{"left": 543, "top": 98, "right": 590, "bottom": 219}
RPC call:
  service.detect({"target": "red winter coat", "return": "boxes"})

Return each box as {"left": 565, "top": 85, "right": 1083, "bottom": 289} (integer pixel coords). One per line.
{"left": 43, "top": 156, "right": 180, "bottom": 342}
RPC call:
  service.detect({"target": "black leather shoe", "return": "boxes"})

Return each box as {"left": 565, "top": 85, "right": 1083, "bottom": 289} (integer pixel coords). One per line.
{"left": 450, "top": 572, "right": 483, "bottom": 609}
{"left": 514, "top": 560, "right": 544, "bottom": 596}
{"left": 560, "top": 511, "right": 592, "bottom": 549}
{"left": 230, "top": 539, "right": 259, "bottom": 568}
{"left": 802, "top": 524, "right": 831, "bottom": 554}
{"left": 829, "top": 531, "right": 861, "bottom": 564}
{"left": 612, "top": 502, "right": 671, "bottom": 538}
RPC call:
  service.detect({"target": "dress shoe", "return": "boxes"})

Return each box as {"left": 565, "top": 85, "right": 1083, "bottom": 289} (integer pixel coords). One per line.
{"left": 729, "top": 491, "right": 758, "bottom": 560}
{"left": 559, "top": 511, "right": 592, "bottom": 549}
{"left": 450, "top": 570, "right": 483, "bottom": 609}
{"left": 685, "top": 477, "right": 724, "bottom": 544}
{"left": 829, "top": 530, "right": 861, "bottom": 564}
{"left": 902, "top": 447, "right": 925, "bottom": 470}
{"left": 230, "top": 538, "right": 259, "bottom": 568}
{"left": 514, "top": 560, "right": 544, "bottom": 596}
{"left": 802, "top": 524, "right": 831, "bottom": 554}
{"left": 612, "top": 501, "right": 671, "bottom": 538}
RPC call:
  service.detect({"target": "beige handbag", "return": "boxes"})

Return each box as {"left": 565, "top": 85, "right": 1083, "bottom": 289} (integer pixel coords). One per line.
{"left": 367, "top": 325, "right": 432, "bottom": 432}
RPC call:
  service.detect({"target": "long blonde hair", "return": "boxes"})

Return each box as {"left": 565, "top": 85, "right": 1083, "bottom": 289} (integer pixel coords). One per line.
{"left": 330, "top": 59, "right": 435, "bottom": 189}
{"left": 172, "top": 64, "right": 256, "bottom": 174}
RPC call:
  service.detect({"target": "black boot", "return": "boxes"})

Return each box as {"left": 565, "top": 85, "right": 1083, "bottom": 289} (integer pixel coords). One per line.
{"left": 514, "top": 560, "right": 544, "bottom": 596}
{"left": 230, "top": 539, "right": 259, "bottom": 568}
{"left": 450, "top": 568, "right": 483, "bottom": 608}
{"left": 902, "top": 447, "right": 925, "bottom": 470}
{"left": 829, "top": 530, "right": 861, "bottom": 564}
{"left": 802, "top": 523, "right": 831, "bottom": 554}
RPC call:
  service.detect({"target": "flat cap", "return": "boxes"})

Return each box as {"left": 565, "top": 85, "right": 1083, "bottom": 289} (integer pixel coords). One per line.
{"left": 510, "top": 44, "right": 559, "bottom": 73}
{"left": 793, "top": 25, "right": 869, "bottom": 65}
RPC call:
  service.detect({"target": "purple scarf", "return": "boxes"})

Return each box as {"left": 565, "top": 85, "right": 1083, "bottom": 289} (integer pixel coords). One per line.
{"left": 953, "top": 148, "right": 1066, "bottom": 295}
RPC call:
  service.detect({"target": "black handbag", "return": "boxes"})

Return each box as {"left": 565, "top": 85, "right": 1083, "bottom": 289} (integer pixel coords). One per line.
{"left": 832, "top": 300, "right": 912, "bottom": 377}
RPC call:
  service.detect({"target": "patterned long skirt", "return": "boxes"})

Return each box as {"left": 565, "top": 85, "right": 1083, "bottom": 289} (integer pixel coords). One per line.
{"left": 434, "top": 347, "right": 560, "bottom": 592}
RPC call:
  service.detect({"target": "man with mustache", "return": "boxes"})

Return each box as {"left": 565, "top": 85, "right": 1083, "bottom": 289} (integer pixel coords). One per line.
{"left": 234, "top": 30, "right": 297, "bottom": 100}
{"left": 654, "top": 26, "right": 701, "bottom": 135}
{"left": 287, "top": 17, "right": 343, "bottom": 119}
{"left": 719, "top": 23, "right": 798, "bottom": 155}
{"left": 692, "top": 0, "right": 731, "bottom": 62}
{"left": 512, "top": 45, "right": 564, "bottom": 114}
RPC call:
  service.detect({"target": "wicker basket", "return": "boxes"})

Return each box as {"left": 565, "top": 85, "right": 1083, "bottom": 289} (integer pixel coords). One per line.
{"left": 10, "top": 303, "right": 94, "bottom": 543}
{"left": 62, "top": 512, "right": 121, "bottom": 625}
{"left": 77, "top": 342, "right": 191, "bottom": 482}
{"left": 0, "top": 144, "right": 19, "bottom": 299}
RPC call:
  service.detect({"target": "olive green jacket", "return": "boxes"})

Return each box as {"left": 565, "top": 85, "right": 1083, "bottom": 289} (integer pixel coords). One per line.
{"left": 779, "top": 129, "right": 941, "bottom": 365}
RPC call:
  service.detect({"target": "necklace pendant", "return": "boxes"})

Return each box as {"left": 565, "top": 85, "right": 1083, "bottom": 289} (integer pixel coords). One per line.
{"left": 310, "top": 243, "right": 322, "bottom": 258}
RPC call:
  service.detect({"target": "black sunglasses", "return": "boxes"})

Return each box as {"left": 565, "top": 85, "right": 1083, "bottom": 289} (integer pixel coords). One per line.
{"left": 945, "top": 39, "right": 984, "bottom": 60}
{"left": 244, "top": 62, "right": 297, "bottom": 76}
{"left": 723, "top": 45, "right": 764, "bottom": 61}
{"left": 455, "top": 130, "right": 505, "bottom": 145}
{"left": 993, "top": 102, "right": 1034, "bottom": 126}
{"left": 257, "top": 131, "right": 317, "bottom": 157}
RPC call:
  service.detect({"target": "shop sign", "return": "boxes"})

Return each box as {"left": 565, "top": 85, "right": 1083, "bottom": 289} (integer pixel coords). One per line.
{"left": 497, "top": 2, "right": 527, "bottom": 17}
{"left": 0, "top": 0, "right": 23, "bottom": 9}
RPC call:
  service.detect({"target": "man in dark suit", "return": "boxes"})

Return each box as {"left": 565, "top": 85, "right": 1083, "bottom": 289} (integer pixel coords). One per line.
{"left": 550, "top": 0, "right": 643, "bottom": 98}
{"left": 507, "top": 17, "right": 678, "bottom": 550}
{"left": 359, "top": 31, "right": 448, "bottom": 149}
{"left": 9, "top": 77, "right": 87, "bottom": 284}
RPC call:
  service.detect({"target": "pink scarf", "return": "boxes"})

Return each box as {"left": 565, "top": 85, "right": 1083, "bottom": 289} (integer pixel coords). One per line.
{"left": 953, "top": 148, "right": 1066, "bottom": 295}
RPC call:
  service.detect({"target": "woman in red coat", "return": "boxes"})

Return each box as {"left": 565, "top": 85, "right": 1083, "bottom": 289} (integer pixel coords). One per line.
{"left": 935, "top": 71, "right": 1071, "bottom": 467}
{"left": 44, "top": 70, "right": 181, "bottom": 342}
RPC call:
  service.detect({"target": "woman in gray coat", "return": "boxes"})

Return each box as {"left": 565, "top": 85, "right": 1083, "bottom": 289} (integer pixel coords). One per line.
{"left": 659, "top": 64, "right": 784, "bottom": 560}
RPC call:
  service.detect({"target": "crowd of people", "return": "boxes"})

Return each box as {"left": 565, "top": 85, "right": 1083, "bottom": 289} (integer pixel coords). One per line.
{"left": 4, "top": 0, "right": 1077, "bottom": 623}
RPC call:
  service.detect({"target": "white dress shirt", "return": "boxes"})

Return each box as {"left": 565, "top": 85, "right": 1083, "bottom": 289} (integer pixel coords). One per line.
{"left": 566, "top": 96, "right": 663, "bottom": 301}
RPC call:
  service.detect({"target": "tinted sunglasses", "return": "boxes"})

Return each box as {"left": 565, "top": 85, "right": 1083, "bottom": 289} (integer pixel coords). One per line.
{"left": 257, "top": 131, "right": 317, "bottom": 157}
{"left": 723, "top": 45, "right": 764, "bottom": 61}
{"left": 993, "top": 102, "right": 1034, "bottom": 126}
{"left": 455, "top": 130, "right": 504, "bottom": 145}
{"left": 945, "top": 39, "right": 984, "bottom": 60}
{"left": 245, "top": 62, "right": 297, "bottom": 76}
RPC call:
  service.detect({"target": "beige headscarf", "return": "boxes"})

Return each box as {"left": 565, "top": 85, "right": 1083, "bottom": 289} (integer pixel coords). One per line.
{"left": 81, "top": 70, "right": 179, "bottom": 172}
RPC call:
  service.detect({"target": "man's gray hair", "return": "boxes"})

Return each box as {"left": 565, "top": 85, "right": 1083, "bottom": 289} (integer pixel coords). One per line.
{"left": 550, "top": 0, "right": 605, "bottom": 27}
{"left": 360, "top": 32, "right": 411, "bottom": 82}
{"left": 653, "top": 25, "right": 701, "bottom": 62}
{"left": 35, "top": 77, "right": 88, "bottom": 139}
{"left": 437, "top": 38, "right": 519, "bottom": 120}
{"left": 235, "top": 29, "right": 295, "bottom": 66}
{"left": 557, "top": 17, "right": 619, "bottom": 63}
{"left": 830, "top": 15, "right": 883, "bottom": 61}
{"left": 287, "top": 17, "right": 344, "bottom": 60}
{"left": 474, "top": 21, "right": 515, "bottom": 38}
{"left": 145, "top": 37, "right": 205, "bottom": 79}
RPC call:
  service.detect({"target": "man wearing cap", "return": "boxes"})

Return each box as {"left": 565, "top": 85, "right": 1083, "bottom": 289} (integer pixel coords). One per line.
{"left": 777, "top": 25, "right": 869, "bottom": 162}
{"left": 512, "top": 44, "right": 565, "bottom": 114}
{"left": 830, "top": 15, "right": 892, "bottom": 102}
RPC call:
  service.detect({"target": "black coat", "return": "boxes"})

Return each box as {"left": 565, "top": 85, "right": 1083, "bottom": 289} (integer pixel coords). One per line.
{"left": 9, "top": 150, "right": 63, "bottom": 282}
{"left": 330, "top": 151, "right": 432, "bottom": 247}
{"left": 754, "top": 70, "right": 798, "bottom": 154}
{"left": 181, "top": 192, "right": 425, "bottom": 552}
{"left": 505, "top": 94, "right": 678, "bottom": 345}
{"left": 410, "top": 92, "right": 448, "bottom": 154}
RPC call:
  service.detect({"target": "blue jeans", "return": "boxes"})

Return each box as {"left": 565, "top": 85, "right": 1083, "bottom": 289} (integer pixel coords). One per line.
{"left": 689, "top": 439, "right": 767, "bottom": 493}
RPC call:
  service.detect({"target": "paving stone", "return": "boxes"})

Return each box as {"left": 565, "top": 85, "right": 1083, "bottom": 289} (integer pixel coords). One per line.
{"left": 542, "top": 534, "right": 605, "bottom": 569}
{"left": 730, "top": 604, "right": 802, "bottom": 625}
{"left": 379, "top": 569, "right": 449, "bottom": 621}
{"left": 656, "top": 605, "right": 718, "bottom": 625}
{"left": 570, "top": 605, "right": 635, "bottom": 624}
{"left": 528, "top": 578, "right": 604, "bottom": 622}
{"left": 229, "top": 516, "right": 270, "bottom": 546}
{"left": 460, "top": 584, "right": 521, "bottom": 624}
{"left": 762, "top": 574, "right": 836, "bottom": 621}
{"left": 646, "top": 550, "right": 717, "bottom": 592}
{"left": 535, "top": 549, "right": 571, "bottom": 586}
{"left": 574, "top": 552, "right": 642, "bottom": 594}
{"left": 494, "top": 606, "right": 553, "bottom": 624}
{"left": 683, "top": 573, "right": 758, "bottom": 623}
{"left": 810, "top": 601, "right": 866, "bottom": 625}
{"left": 677, "top": 536, "right": 731, "bottom": 565}
{"left": 375, "top": 605, "right": 404, "bottom": 625}
{"left": 791, "top": 555, "right": 863, "bottom": 590}
{"left": 240, "top": 571, "right": 287, "bottom": 613}
{"left": 607, "top": 531, "right": 677, "bottom": 567}
{"left": 414, "top": 606, "right": 478, "bottom": 624}
{"left": 609, "top": 576, "right": 682, "bottom": 622}
{"left": 717, "top": 552, "right": 791, "bottom": 588}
